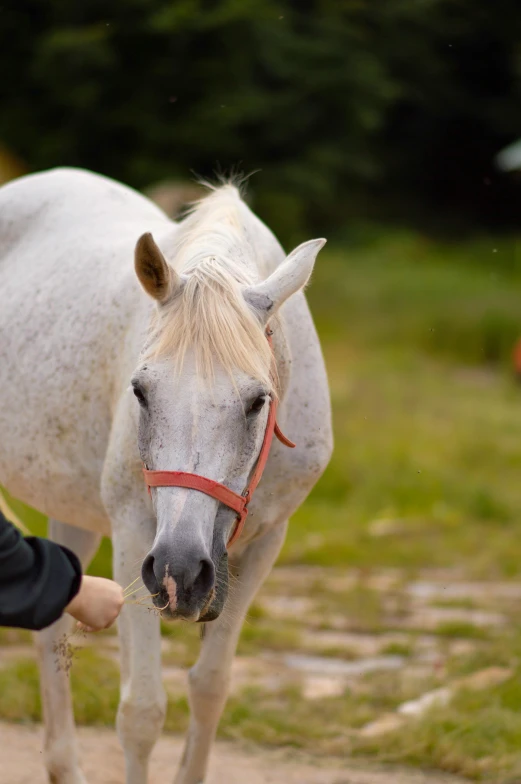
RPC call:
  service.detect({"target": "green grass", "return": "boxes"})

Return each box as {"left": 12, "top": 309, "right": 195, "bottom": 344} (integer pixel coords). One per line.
{"left": 316, "top": 584, "right": 385, "bottom": 632}
{"left": 379, "top": 641, "right": 414, "bottom": 657}
{"left": 0, "top": 649, "right": 120, "bottom": 725}
{"left": 433, "top": 621, "right": 491, "bottom": 641}
{"left": 355, "top": 676, "right": 521, "bottom": 782}
{"left": 219, "top": 684, "right": 371, "bottom": 747}
{"left": 0, "top": 649, "right": 190, "bottom": 732}
{"left": 430, "top": 598, "right": 480, "bottom": 610}
{"left": 0, "top": 652, "right": 370, "bottom": 744}
{"left": 445, "top": 627, "right": 521, "bottom": 678}
{"left": 4, "top": 645, "right": 518, "bottom": 782}
{"left": 238, "top": 616, "right": 302, "bottom": 655}
{"left": 160, "top": 621, "right": 201, "bottom": 667}
{"left": 280, "top": 233, "right": 521, "bottom": 578}
{"left": 0, "top": 649, "right": 405, "bottom": 746}
{"left": 0, "top": 658, "right": 42, "bottom": 722}
{"left": 3, "top": 228, "right": 521, "bottom": 780}
{"left": 0, "top": 628, "right": 31, "bottom": 646}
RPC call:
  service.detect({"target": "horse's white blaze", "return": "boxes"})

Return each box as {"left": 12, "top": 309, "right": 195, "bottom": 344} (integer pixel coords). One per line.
{"left": 163, "top": 569, "right": 178, "bottom": 610}
{"left": 0, "top": 167, "right": 333, "bottom": 784}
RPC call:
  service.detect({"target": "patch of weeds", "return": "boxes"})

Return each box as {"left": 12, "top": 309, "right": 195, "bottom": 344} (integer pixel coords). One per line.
{"left": 379, "top": 641, "right": 414, "bottom": 657}
{"left": 160, "top": 620, "right": 197, "bottom": 640}
{"left": 319, "top": 584, "right": 384, "bottom": 633}
{"left": 445, "top": 628, "right": 521, "bottom": 677}
{"left": 434, "top": 621, "right": 490, "bottom": 640}
{"left": 161, "top": 621, "right": 200, "bottom": 667}
{"left": 0, "top": 658, "right": 41, "bottom": 721}
{"left": 429, "top": 597, "right": 480, "bottom": 611}
{"left": 164, "top": 612, "right": 304, "bottom": 659}
{"left": 71, "top": 649, "right": 120, "bottom": 725}
{"left": 237, "top": 618, "right": 302, "bottom": 655}
{"left": 0, "top": 649, "right": 120, "bottom": 726}
{"left": 246, "top": 602, "right": 267, "bottom": 620}
{"left": 219, "top": 684, "right": 374, "bottom": 748}
{"left": 164, "top": 693, "right": 190, "bottom": 733}
{"left": 307, "top": 645, "right": 359, "bottom": 660}
{"left": 162, "top": 640, "right": 199, "bottom": 669}
{"left": 355, "top": 669, "right": 437, "bottom": 714}
{"left": 355, "top": 672, "right": 521, "bottom": 781}
{"left": 446, "top": 647, "right": 506, "bottom": 678}
{"left": 0, "top": 627, "right": 32, "bottom": 646}
{"left": 219, "top": 669, "right": 443, "bottom": 753}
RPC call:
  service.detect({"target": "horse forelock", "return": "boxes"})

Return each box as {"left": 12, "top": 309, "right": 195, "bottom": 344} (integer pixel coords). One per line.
{"left": 145, "top": 184, "right": 276, "bottom": 390}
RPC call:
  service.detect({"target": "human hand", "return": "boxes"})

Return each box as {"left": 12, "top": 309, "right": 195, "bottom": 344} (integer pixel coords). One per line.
{"left": 66, "top": 575, "right": 124, "bottom": 632}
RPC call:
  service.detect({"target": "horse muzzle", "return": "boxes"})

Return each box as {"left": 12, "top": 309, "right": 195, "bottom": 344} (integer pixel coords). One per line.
{"left": 142, "top": 543, "right": 216, "bottom": 621}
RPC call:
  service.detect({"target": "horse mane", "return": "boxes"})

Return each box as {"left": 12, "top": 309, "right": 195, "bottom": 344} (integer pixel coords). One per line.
{"left": 146, "top": 183, "right": 276, "bottom": 390}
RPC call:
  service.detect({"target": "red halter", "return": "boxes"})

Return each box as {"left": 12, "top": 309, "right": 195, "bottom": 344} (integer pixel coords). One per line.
{"left": 142, "top": 331, "right": 295, "bottom": 548}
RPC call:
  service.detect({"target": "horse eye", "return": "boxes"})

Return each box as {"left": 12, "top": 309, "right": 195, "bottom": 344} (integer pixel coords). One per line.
{"left": 133, "top": 385, "right": 147, "bottom": 407}
{"left": 247, "top": 395, "right": 266, "bottom": 415}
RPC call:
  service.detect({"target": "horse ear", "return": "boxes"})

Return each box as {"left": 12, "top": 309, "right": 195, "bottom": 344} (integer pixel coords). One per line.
{"left": 243, "top": 238, "right": 326, "bottom": 323}
{"left": 135, "top": 232, "right": 181, "bottom": 303}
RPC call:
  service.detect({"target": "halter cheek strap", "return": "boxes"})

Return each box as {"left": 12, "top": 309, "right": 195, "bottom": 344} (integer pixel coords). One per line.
{"left": 142, "top": 331, "right": 295, "bottom": 548}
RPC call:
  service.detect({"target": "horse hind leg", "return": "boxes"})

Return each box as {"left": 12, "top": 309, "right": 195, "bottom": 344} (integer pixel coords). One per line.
{"left": 35, "top": 520, "right": 101, "bottom": 784}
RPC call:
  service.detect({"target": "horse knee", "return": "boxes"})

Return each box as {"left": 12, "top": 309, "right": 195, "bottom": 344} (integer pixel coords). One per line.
{"left": 44, "top": 738, "right": 85, "bottom": 784}
{"left": 117, "top": 693, "right": 166, "bottom": 753}
{"left": 188, "top": 664, "right": 229, "bottom": 720}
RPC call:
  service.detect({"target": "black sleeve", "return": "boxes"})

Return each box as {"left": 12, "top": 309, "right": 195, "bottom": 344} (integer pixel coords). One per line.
{"left": 0, "top": 508, "right": 82, "bottom": 631}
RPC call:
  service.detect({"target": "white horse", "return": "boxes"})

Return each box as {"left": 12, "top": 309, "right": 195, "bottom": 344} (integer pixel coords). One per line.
{"left": 0, "top": 168, "right": 332, "bottom": 784}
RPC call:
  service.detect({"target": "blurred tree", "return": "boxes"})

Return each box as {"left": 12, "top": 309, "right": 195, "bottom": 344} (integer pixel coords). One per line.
{"left": 0, "top": 0, "right": 520, "bottom": 240}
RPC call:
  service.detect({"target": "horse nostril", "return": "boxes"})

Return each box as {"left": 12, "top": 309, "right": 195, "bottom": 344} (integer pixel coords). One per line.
{"left": 141, "top": 553, "right": 158, "bottom": 593}
{"left": 191, "top": 558, "right": 215, "bottom": 597}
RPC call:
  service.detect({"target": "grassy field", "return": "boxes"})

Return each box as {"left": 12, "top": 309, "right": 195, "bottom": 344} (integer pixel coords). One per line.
{"left": 285, "top": 230, "right": 521, "bottom": 577}
{"left": 3, "top": 228, "right": 521, "bottom": 782}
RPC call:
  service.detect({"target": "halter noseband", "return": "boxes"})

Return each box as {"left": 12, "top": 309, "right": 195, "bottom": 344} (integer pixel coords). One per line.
{"left": 142, "top": 330, "right": 295, "bottom": 548}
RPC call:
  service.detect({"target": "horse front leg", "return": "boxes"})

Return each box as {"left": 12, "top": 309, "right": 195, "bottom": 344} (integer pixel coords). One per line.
{"left": 174, "top": 521, "right": 288, "bottom": 784}
{"left": 35, "top": 520, "right": 101, "bottom": 784}
{"left": 112, "top": 524, "right": 167, "bottom": 784}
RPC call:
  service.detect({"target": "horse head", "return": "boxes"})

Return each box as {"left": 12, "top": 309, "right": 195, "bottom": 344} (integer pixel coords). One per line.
{"left": 132, "top": 225, "right": 325, "bottom": 622}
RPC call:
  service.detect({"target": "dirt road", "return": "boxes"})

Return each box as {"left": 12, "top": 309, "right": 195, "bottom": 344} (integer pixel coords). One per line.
{"left": 1, "top": 721, "right": 468, "bottom": 784}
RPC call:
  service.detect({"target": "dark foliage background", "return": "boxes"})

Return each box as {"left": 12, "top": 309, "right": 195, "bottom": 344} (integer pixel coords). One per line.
{"left": 1, "top": 0, "right": 521, "bottom": 241}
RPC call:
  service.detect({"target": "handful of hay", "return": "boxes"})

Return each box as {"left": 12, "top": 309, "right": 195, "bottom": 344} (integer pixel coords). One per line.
{"left": 52, "top": 629, "right": 86, "bottom": 674}
{"left": 53, "top": 577, "right": 166, "bottom": 674}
